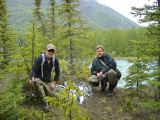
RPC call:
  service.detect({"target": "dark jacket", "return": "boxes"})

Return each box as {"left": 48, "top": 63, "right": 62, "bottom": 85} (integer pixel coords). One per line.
{"left": 91, "top": 53, "right": 117, "bottom": 75}
{"left": 31, "top": 54, "right": 60, "bottom": 83}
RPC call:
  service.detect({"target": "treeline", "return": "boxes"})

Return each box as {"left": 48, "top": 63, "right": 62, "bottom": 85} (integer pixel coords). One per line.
{"left": 84, "top": 27, "right": 144, "bottom": 57}
{"left": 18, "top": 26, "right": 146, "bottom": 59}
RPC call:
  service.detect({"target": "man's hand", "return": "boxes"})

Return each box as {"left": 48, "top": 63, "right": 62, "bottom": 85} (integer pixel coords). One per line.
{"left": 29, "top": 77, "right": 35, "bottom": 86}
{"left": 50, "top": 81, "right": 56, "bottom": 90}
{"left": 97, "top": 71, "right": 103, "bottom": 78}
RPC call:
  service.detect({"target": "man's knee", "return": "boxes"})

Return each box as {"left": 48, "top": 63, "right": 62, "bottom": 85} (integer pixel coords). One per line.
{"left": 107, "top": 69, "right": 117, "bottom": 85}
{"left": 88, "top": 75, "right": 99, "bottom": 86}
{"left": 34, "top": 78, "right": 46, "bottom": 87}
{"left": 108, "top": 69, "right": 117, "bottom": 76}
{"left": 34, "top": 78, "right": 41, "bottom": 85}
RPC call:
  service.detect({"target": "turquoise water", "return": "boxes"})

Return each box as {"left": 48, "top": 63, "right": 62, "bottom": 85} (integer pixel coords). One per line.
{"left": 115, "top": 59, "right": 132, "bottom": 88}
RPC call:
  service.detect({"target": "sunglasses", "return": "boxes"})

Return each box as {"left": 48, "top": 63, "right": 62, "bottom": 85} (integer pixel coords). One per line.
{"left": 48, "top": 49, "right": 55, "bottom": 53}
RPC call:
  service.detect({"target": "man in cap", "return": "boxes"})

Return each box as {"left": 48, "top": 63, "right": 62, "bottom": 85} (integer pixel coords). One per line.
{"left": 88, "top": 45, "right": 118, "bottom": 97}
{"left": 29, "top": 44, "right": 60, "bottom": 112}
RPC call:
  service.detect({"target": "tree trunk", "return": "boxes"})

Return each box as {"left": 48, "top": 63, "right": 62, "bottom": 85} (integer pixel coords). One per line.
{"left": 157, "top": 0, "right": 160, "bottom": 100}
{"left": 66, "top": 0, "right": 73, "bottom": 64}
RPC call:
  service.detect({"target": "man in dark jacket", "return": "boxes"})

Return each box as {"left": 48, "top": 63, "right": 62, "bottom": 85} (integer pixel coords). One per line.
{"left": 29, "top": 44, "right": 60, "bottom": 112}
{"left": 88, "top": 45, "right": 117, "bottom": 97}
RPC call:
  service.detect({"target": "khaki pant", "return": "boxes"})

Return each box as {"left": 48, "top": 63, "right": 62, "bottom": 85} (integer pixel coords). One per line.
{"left": 88, "top": 69, "right": 117, "bottom": 86}
{"left": 34, "top": 78, "right": 58, "bottom": 103}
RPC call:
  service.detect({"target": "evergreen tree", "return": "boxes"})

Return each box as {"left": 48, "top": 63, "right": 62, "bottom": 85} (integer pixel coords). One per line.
{"left": 124, "top": 39, "right": 150, "bottom": 96}
{"left": 16, "top": 18, "right": 48, "bottom": 75}
{"left": 131, "top": 0, "right": 160, "bottom": 99}
{"left": 0, "top": 0, "right": 15, "bottom": 70}
{"left": 47, "top": 0, "right": 56, "bottom": 38}
{"left": 0, "top": 1, "right": 24, "bottom": 119}
{"left": 47, "top": 80, "right": 90, "bottom": 120}
{"left": 33, "top": 0, "right": 47, "bottom": 36}
{"left": 56, "top": 0, "right": 90, "bottom": 64}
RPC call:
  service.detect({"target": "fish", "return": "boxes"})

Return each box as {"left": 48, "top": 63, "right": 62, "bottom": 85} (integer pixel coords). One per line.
{"left": 56, "top": 82, "right": 94, "bottom": 104}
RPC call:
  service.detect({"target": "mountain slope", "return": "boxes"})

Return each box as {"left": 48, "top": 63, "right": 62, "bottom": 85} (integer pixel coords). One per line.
{"left": 80, "top": 0, "right": 139, "bottom": 29}
{"left": 6, "top": 0, "right": 139, "bottom": 31}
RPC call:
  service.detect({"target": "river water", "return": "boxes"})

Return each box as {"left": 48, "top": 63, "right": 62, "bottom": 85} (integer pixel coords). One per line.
{"left": 115, "top": 59, "right": 132, "bottom": 88}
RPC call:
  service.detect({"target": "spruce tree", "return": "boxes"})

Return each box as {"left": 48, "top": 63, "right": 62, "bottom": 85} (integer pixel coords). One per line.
{"left": 47, "top": 0, "right": 56, "bottom": 38}
{"left": 124, "top": 38, "right": 150, "bottom": 96}
{"left": 56, "top": 0, "right": 90, "bottom": 64}
{"left": 47, "top": 80, "right": 90, "bottom": 120}
{"left": 0, "top": 0, "right": 24, "bottom": 119}
{"left": 0, "top": 0, "right": 15, "bottom": 70}
{"left": 33, "top": 0, "right": 46, "bottom": 36}
{"left": 131, "top": 0, "right": 160, "bottom": 99}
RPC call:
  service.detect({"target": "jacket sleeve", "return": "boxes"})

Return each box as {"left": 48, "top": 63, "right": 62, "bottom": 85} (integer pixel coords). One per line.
{"left": 91, "top": 59, "right": 98, "bottom": 75}
{"left": 53, "top": 57, "right": 60, "bottom": 82}
{"left": 31, "top": 55, "right": 42, "bottom": 78}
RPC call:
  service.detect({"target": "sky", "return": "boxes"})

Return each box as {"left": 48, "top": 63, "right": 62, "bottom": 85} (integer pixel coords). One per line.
{"left": 97, "top": 0, "right": 155, "bottom": 26}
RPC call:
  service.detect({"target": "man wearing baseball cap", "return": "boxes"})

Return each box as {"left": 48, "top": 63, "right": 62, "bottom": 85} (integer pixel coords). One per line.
{"left": 30, "top": 44, "right": 60, "bottom": 112}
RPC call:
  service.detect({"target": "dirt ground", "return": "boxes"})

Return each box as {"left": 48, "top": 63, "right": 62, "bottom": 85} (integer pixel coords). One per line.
{"left": 80, "top": 86, "right": 125, "bottom": 120}
{"left": 66, "top": 75, "right": 160, "bottom": 120}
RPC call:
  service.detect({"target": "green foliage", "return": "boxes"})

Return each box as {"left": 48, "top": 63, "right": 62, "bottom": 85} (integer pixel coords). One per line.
{"left": 0, "top": 0, "right": 16, "bottom": 70}
{"left": 130, "top": 0, "right": 160, "bottom": 100}
{"left": 55, "top": 60, "right": 70, "bottom": 82}
{"left": 74, "top": 60, "right": 91, "bottom": 78}
{"left": 2, "top": 0, "right": 160, "bottom": 119}
{"left": 32, "top": 0, "right": 47, "bottom": 35}
{"left": 122, "top": 97, "right": 137, "bottom": 112}
{"left": 120, "top": 96, "right": 158, "bottom": 119}
{"left": 17, "top": 106, "right": 46, "bottom": 120}
{"left": 0, "top": 15, "right": 48, "bottom": 120}
{"left": 124, "top": 59, "right": 150, "bottom": 89}
{"left": 0, "top": 77, "right": 25, "bottom": 120}
{"left": 85, "top": 27, "right": 144, "bottom": 57}
{"left": 0, "top": 1, "right": 23, "bottom": 118}
{"left": 142, "top": 99, "right": 160, "bottom": 111}
{"left": 47, "top": 80, "right": 90, "bottom": 120}
{"left": 47, "top": 0, "right": 56, "bottom": 38}
{"left": 55, "top": 0, "right": 90, "bottom": 64}
{"left": 59, "top": 60, "right": 70, "bottom": 75}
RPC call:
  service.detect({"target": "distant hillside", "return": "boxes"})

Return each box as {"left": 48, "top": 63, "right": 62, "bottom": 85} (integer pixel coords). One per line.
{"left": 6, "top": 0, "right": 139, "bottom": 31}
{"left": 80, "top": 0, "right": 139, "bottom": 29}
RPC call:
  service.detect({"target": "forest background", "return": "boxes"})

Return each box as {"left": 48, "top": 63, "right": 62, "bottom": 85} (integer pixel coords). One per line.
{"left": 0, "top": 0, "right": 160, "bottom": 119}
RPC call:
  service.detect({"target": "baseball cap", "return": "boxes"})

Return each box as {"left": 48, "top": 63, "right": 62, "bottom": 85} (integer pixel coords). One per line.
{"left": 46, "top": 44, "right": 55, "bottom": 51}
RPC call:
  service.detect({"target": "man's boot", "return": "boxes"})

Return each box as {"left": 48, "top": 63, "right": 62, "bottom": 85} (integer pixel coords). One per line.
{"left": 107, "top": 84, "right": 116, "bottom": 97}
{"left": 100, "top": 77, "right": 107, "bottom": 91}
{"left": 43, "top": 102, "right": 50, "bottom": 112}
